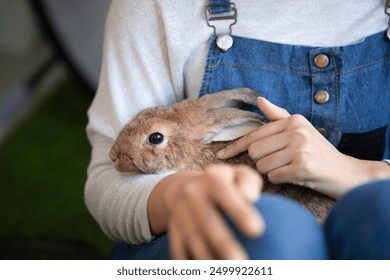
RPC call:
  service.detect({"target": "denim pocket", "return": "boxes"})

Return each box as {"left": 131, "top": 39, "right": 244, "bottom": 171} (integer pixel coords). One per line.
{"left": 337, "top": 125, "right": 387, "bottom": 160}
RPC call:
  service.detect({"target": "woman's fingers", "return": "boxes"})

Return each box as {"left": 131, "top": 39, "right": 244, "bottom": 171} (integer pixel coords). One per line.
{"left": 186, "top": 230, "right": 215, "bottom": 260}
{"left": 216, "top": 121, "right": 286, "bottom": 159}
{"left": 247, "top": 132, "right": 288, "bottom": 161}
{"left": 168, "top": 164, "right": 266, "bottom": 260}
{"left": 170, "top": 191, "right": 248, "bottom": 259}
{"left": 215, "top": 186, "right": 265, "bottom": 238}
{"left": 168, "top": 210, "right": 190, "bottom": 260}
{"left": 206, "top": 165, "right": 265, "bottom": 238}
{"left": 255, "top": 148, "right": 294, "bottom": 174}
{"left": 169, "top": 191, "right": 218, "bottom": 260}
{"left": 257, "top": 96, "right": 290, "bottom": 121}
{"left": 233, "top": 164, "right": 263, "bottom": 201}
{"left": 217, "top": 98, "right": 291, "bottom": 160}
{"left": 196, "top": 199, "right": 249, "bottom": 260}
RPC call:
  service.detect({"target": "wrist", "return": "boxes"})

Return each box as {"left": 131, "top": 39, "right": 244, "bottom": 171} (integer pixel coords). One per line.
{"left": 348, "top": 157, "right": 390, "bottom": 189}
{"left": 147, "top": 173, "right": 177, "bottom": 235}
{"left": 147, "top": 170, "right": 202, "bottom": 235}
{"left": 361, "top": 159, "right": 390, "bottom": 180}
{"left": 321, "top": 156, "right": 390, "bottom": 199}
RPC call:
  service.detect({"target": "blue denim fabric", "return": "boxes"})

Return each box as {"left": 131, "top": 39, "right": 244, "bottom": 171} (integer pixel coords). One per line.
{"left": 200, "top": 31, "right": 390, "bottom": 160}
{"left": 325, "top": 180, "right": 390, "bottom": 259}
{"left": 208, "top": 0, "right": 233, "bottom": 14}
{"left": 110, "top": 195, "right": 328, "bottom": 260}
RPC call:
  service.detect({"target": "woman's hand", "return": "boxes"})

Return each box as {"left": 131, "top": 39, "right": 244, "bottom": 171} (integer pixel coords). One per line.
{"left": 149, "top": 164, "right": 264, "bottom": 260}
{"left": 216, "top": 97, "right": 389, "bottom": 198}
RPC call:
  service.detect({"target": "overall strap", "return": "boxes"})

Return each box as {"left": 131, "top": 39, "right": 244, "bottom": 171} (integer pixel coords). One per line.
{"left": 208, "top": 0, "right": 234, "bottom": 14}
{"left": 205, "top": 0, "right": 237, "bottom": 51}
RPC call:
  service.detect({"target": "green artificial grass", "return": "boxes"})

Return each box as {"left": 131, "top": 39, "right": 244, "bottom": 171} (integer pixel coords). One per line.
{"left": 0, "top": 77, "right": 114, "bottom": 259}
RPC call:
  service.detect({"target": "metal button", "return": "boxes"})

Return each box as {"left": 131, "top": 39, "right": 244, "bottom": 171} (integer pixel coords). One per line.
{"left": 314, "top": 90, "right": 330, "bottom": 104}
{"left": 314, "top": 54, "right": 329, "bottom": 68}
{"left": 317, "top": 128, "right": 328, "bottom": 137}
{"left": 216, "top": 34, "right": 234, "bottom": 52}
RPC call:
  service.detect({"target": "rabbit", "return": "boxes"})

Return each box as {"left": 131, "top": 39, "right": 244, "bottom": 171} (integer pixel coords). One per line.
{"left": 109, "top": 88, "right": 334, "bottom": 222}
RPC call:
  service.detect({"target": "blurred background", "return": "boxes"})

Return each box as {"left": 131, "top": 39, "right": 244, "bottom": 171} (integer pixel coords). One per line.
{"left": 0, "top": 0, "right": 114, "bottom": 259}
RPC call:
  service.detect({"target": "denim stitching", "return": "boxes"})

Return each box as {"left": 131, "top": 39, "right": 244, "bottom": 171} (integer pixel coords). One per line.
{"left": 206, "top": 42, "right": 219, "bottom": 94}
{"left": 330, "top": 48, "right": 340, "bottom": 130}
{"left": 200, "top": 39, "right": 219, "bottom": 95}
{"left": 218, "top": 62, "right": 310, "bottom": 74}
{"left": 341, "top": 55, "right": 390, "bottom": 75}
{"left": 217, "top": 55, "right": 390, "bottom": 77}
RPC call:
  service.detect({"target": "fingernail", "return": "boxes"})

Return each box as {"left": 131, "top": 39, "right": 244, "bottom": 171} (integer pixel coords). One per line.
{"left": 257, "top": 216, "right": 266, "bottom": 235}
{"left": 245, "top": 211, "right": 266, "bottom": 238}
{"left": 216, "top": 149, "right": 225, "bottom": 159}
{"left": 245, "top": 187, "right": 260, "bottom": 202}
{"left": 252, "top": 214, "right": 266, "bottom": 236}
{"left": 257, "top": 96, "right": 269, "bottom": 104}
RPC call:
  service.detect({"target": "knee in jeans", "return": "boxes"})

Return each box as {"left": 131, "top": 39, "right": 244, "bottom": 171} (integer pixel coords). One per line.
{"left": 235, "top": 195, "right": 328, "bottom": 259}
{"left": 325, "top": 180, "right": 390, "bottom": 259}
{"left": 329, "top": 179, "right": 390, "bottom": 220}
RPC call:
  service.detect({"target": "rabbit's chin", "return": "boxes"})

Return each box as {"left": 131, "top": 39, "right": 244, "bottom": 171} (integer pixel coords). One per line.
{"left": 114, "top": 162, "right": 179, "bottom": 175}
{"left": 112, "top": 161, "right": 142, "bottom": 174}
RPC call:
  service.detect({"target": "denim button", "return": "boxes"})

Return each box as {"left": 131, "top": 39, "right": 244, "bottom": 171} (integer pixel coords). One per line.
{"left": 314, "top": 90, "right": 330, "bottom": 104}
{"left": 314, "top": 54, "right": 329, "bottom": 68}
{"left": 317, "top": 128, "right": 328, "bottom": 137}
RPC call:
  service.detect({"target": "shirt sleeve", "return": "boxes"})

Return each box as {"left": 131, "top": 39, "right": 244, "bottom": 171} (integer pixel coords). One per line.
{"left": 84, "top": 0, "right": 181, "bottom": 244}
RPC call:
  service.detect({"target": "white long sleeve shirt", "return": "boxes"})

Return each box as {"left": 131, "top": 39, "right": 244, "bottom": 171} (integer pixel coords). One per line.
{"left": 85, "top": 0, "right": 387, "bottom": 244}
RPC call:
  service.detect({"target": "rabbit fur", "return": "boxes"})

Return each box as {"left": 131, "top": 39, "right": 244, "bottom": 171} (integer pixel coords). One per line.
{"left": 110, "top": 88, "right": 334, "bottom": 222}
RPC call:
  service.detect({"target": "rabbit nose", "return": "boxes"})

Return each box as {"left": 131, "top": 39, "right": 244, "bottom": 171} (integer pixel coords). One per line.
{"left": 109, "top": 147, "right": 118, "bottom": 163}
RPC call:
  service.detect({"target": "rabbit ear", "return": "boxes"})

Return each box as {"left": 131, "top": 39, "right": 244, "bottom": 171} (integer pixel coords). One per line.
{"left": 199, "top": 88, "right": 260, "bottom": 109}
{"left": 197, "top": 88, "right": 265, "bottom": 143}
{"left": 201, "top": 108, "right": 265, "bottom": 143}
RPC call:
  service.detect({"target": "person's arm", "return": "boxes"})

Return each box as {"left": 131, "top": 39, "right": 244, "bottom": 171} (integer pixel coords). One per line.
{"left": 84, "top": 0, "right": 181, "bottom": 244}
{"left": 217, "top": 97, "right": 390, "bottom": 199}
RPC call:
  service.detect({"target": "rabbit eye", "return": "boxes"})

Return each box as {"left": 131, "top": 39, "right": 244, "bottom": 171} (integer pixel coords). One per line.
{"left": 148, "top": 132, "right": 164, "bottom": 145}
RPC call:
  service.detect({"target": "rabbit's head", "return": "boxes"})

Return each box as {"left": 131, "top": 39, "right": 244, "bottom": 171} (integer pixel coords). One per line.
{"left": 109, "top": 88, "right": 265, "bottom": 174}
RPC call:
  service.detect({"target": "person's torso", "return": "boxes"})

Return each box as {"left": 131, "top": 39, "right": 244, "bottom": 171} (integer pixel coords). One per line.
{"left": 194, "top": 0, "right": 390, "bottom": 159}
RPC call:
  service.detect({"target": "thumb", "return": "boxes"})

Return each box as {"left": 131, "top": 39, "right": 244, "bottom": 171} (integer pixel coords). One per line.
{"left": 257, "top": 96, "right": 290, "bottom": 121}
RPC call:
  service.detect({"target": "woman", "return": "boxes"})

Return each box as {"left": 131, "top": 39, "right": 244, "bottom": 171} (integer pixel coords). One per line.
{"left": 85, "top": 0, "right": 390, "bottom": 259}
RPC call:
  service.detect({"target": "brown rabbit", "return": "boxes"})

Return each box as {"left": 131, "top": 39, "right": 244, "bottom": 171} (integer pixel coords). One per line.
{"left": 109, "top": 88, "right": 334, "bottom": 222}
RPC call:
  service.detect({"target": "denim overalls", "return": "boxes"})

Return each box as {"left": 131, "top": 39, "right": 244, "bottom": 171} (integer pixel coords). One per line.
{"left": 202, "top": 1, "right": 390, "bottom": 161}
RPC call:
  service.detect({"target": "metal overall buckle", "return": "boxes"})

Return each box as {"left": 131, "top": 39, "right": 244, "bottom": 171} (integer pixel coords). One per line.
{"left": 205, "top": 2, "right": 237, "bottom": 52}
{"left": 386, "top": 0, "right": 390, "bottom": 40}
